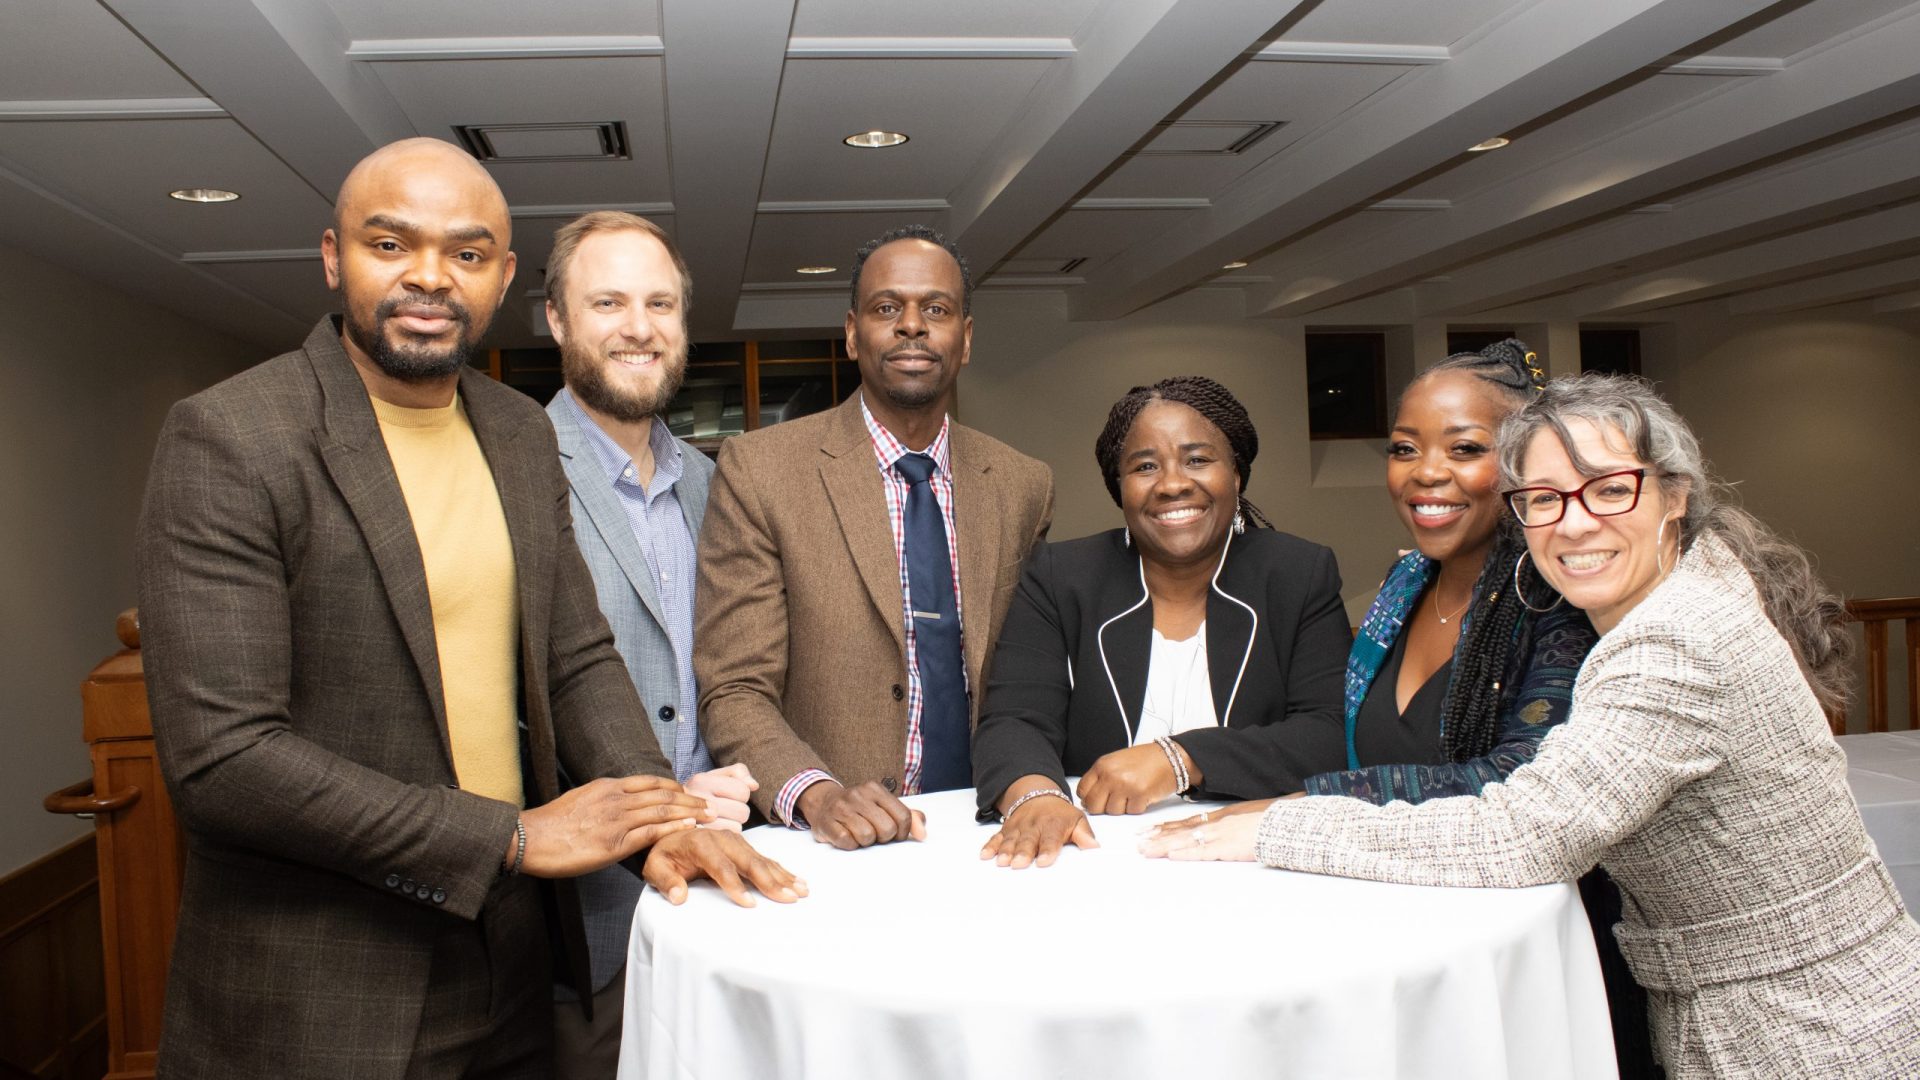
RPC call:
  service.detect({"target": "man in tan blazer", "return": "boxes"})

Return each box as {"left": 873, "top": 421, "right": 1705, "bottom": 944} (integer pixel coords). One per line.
{"left": 695, "top": 226, "right": 1053, "bottom": 848}
{"left": 138, "top": 139, "right": 799, "bottom": 1080}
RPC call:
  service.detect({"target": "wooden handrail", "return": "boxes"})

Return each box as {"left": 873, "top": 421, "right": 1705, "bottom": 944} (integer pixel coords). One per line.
{"left": 1833, "top": 596, "right": 1920, "bottom": 735}
{"left": 44, "top": 777, "right": 142, "bottom": 816}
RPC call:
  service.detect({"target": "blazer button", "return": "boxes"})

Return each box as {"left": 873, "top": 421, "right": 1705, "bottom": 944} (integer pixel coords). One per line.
{"left": 385, "top": 874, "right": 402, "bottom": 889}
{"left": 891, "top": 684, "right": 904, "bottom": 701}
{"left": 658, "top": 705, "right": 676, "bottom": 722}
{"left": 431, "top": 889, "right": 447, "bottom": 905}
{"left": 401, "top": 879, "right": 416, "bottom": 894}
{"left": 882, "top": 777, "right": 897, "bottom": 792}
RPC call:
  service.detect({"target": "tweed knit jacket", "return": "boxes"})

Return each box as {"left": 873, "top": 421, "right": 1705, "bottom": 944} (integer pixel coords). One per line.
{"left": 1256, "top": 533, "right": 1920, "bottom": 1078}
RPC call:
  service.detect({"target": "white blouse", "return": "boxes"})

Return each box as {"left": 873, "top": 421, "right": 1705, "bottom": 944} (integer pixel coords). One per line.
{"left": 1131, "top": 622, "right": 1219, "bottom": 745}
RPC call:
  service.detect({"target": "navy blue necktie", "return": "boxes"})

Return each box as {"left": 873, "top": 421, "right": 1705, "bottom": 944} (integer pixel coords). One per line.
{"left": 893, "top": 452, "right": 971, "bottom": 792}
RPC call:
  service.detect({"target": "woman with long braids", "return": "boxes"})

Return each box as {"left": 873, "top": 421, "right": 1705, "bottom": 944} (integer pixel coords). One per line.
{"left": 1145, "top": 375, "right": 1920, "bottom": 1076}
{"left": 971, "top": 376, "right": 1352, "bottom": 866}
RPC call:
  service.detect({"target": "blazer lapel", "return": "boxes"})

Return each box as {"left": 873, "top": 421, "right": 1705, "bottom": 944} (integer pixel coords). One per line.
{"left": 1205, "top": 540, "right": 1258, "bottom": 727}
{"left": 1095, "top": 560, "right": 1154, "bottom": 741}
{"left": 307, "top": 324, "right": 453, "bottom": 765}
{"left": 948, "top": 426, "right": 999, "bottom": 691}
{"left": 463, "top": 371, "right": 560, "bottom": 794}
{"left": 676, "top": 443, "right": 710, "bottom": 540}
{"left": 549, "top": 392, "right": 670, "bottom": 630}
{"left": 819, "top": 396, "right": 907, "bottom": 657}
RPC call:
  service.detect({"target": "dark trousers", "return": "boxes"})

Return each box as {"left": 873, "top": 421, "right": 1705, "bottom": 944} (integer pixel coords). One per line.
{"left": 405, "top": 874, "right": 554, "bottom": 1080}
{"left": 1580, "top": 868, "right": 1664, "bottom": 1080}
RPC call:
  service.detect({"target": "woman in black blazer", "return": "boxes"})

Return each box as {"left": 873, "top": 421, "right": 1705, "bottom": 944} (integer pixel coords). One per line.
{"left": 973, "top": 376, "right": 1352, "bottom": 867}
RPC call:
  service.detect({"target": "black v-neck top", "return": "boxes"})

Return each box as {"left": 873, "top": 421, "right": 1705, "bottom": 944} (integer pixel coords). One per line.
{"left": 1353, "top": 626, "right": 1453, "bottom": 768}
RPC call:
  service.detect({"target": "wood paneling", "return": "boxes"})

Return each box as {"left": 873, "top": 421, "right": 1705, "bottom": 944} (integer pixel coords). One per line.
{"left": 0, "top": 836, "right": 108, "bottom": 1080}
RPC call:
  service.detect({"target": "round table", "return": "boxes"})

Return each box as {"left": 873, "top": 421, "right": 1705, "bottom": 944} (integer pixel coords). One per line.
{"left": 620, "top": 789, "right": 1615, "bottom": 1079}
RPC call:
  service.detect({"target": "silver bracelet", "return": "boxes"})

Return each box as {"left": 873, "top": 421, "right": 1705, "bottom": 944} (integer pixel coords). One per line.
{"left": 1155, "top": 736, "right": 1191, "bottom": 796}
{"left": 1003, "top": 787, "right": 1073, "bottom": 819}
{"left": 503, "top": 817, "right": 527, "bottom": 877}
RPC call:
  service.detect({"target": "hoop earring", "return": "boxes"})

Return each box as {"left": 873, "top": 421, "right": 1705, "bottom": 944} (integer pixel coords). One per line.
{"left": 1123, "top": 527, "right": 1131, "bottom": 548}
{"left": 1232, "top": 511, "right": 1246, "bottom": 535}
{"left": 1513, "top": 550, "right": 1562, "bottom": 613}
{"left": 1656, "top": 517, "right": 1676, "bottom": 575}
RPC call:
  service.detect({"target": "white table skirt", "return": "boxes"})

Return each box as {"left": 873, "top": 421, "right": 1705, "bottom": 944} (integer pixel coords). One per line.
{"left": 1841, "top": 730, "right": 1920, "bottom": 912}
{"left": 621, "top": 789, "right": 1615, "bottom": 1080}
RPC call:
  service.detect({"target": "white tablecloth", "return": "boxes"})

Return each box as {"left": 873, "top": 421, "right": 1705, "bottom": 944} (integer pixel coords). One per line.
{"left": 1841, "top": 730, "right": 1920, "bottom": 912}
{"left": 621, "top": 789, "right": 1615, "bottom": 1080}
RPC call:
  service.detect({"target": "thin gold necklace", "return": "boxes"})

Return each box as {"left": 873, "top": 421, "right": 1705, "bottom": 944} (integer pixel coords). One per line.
{"left": 1433, "top": 586, "right": 1472, "bottom": 625}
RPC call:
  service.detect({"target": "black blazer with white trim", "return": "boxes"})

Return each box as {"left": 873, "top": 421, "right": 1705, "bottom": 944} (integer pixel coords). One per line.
{"left": 972, "top": 527, "right": 1352, "bottom": 817}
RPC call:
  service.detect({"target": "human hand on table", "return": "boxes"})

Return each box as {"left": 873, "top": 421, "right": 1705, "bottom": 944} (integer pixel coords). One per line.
{"left": 1136, "top": 803, "right": 1269, "bottom": 862}
{"left": 643, "top": 827, "right": 807, "bottom": 907}
{"left": 1077, "top": 741, "right": 1199, "bottom": 814}
{"left": 796, "top": 780, "right": 927, "bottom": 850}
{"left": 514, "top": 774, "right": 710, "bottom": 877}
{"left": 685, "top": 763, "right": 758, "bottom": 832}
{"left": 980, "top": 779, "right": 1098, "bottom": 869}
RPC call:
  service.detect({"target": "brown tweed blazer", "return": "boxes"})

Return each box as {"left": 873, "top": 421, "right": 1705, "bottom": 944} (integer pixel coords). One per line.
{"left": 694, "top": 393, "right": 1053, "bottom": 818}
{"left": 137, "top": 318, "right": 669, "bottom": 1079}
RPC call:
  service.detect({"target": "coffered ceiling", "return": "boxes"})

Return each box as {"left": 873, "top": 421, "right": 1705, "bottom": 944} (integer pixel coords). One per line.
{"left": 2, "top": 0, "right": 1918, "bottom": 351}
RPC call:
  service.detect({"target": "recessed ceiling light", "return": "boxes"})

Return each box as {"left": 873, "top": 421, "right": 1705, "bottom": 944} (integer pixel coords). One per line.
{"left": 1221, "top": 261, "right": 1249, "bottom": 270}
{"left": 796, "top": 266, "right": 837, "bottom": 274}
{"left": 843, "top": 130, "right": 908, "bottom": 149}
{"left": 169, "top": 188, "right": 240, "bottom": 203}
{"left": 1467, "top": 137, "right": 1510, "bottom": 152}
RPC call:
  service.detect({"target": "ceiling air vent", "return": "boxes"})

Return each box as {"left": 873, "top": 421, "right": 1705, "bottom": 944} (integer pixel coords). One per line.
{"left": 454, "top": 122, "right": 630, "bottom": 163}
{"left": 1131, "top": 120, "right": 1284, "bottom": 156}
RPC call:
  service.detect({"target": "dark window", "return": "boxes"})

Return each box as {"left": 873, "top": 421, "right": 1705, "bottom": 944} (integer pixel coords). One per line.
{"left": 1580, "top": 328, "right": 1642, "bottom": 376}
{"left": 1305, "top": 332, "right": 1388, "bottom": 440}
{"left": 1446, "top": 329, "right": 1515, "bottom": 356}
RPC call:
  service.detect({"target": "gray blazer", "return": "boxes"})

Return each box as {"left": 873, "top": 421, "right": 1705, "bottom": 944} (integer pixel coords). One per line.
{"left": 547, "top": 388, "right": 715, "bottom": 994}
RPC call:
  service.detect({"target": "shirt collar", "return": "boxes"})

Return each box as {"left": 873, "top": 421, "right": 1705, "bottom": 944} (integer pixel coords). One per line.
{"left": 563, "top": 388, "right": 683, "bottom": 492}
{"left": 860, "top": 392, "right": 952, "bottom": 478}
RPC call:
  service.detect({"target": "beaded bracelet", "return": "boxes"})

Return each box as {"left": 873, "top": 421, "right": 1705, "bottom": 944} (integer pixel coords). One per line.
{"left": 1155, "top": 736, "right": 1191, "bottom": 796}
{"left": 503, "top": 817, "right": 527, "bottom": 877}
{"left": 1003, "top": 787, "right": 1073, "bottom": 819}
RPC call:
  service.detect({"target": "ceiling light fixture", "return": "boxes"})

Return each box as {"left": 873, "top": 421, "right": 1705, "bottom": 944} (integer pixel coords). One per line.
{"left": 1221, "top": 261, "right": 1249, "bottom": 270}
{"left": 796, "top": 266, "right": 837, "bottom": 274}
{"left": 169, "top": 188, "right": 240, "bottom": 203}
{"left": 843, "top": 130, "right": 908, "bottom": 149}
{"left": 1467, "top": 137, "right": 1510, "bottom": 152}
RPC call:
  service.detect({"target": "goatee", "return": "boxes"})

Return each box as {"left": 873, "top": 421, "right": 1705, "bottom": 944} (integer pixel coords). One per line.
{"left": 343, "top": 294, "right": 480, "bottom": 382}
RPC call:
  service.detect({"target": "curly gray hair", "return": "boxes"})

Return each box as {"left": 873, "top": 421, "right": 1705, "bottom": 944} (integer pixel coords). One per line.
{"left": 1496, "top": 373, "right": 1853, "bottom": 712}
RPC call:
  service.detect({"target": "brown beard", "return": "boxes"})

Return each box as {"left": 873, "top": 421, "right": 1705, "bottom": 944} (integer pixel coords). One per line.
{"left": 561, "top": 333, "right": 688, "bottom": 422}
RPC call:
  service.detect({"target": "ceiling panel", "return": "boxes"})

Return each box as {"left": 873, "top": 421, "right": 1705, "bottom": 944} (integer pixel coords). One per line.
{"left": 319, "top": 0, "right": 659, "bottom": 40}
{"left": 760, "top": 58, "right": 1056, "bottom": 202}
{"left": 1014, "top": 208, "right": 1206, "bottom": 268}
{"left": 514, "top": 211, "right": 681, "bottom": 289}
{"left": 0, "top": 0, "right": 202, "bottom": 99}
{"left": 1274, "top": 0, "right": 1522, "bottom": 47}
{"left": 196, "top": 258, "right": 336, "bottom": 326}
{"left": 0, "top": 118, "right": 334, "bottom": 254}
{"left": 367, "top": 57, "right": 673, "bottom": 207}
{"left": 743, "top": 209, "right": 954, "bottom": 284}
{"left": 790, "top": 0, "right": 1103, "bottom": 40}
{"left": 1700, "top": 0, "right": 1918, "bottom": 59}
{"left": 1392, "top": 73, "right": 1747, "bottom": 204}
{"left": 1086, "top": 61, "right": 1416, "bottom": 201}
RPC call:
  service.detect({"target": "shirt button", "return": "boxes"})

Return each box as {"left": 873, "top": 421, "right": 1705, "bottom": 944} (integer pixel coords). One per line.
{"left": 661, "top": 572, "right": 671, "bottom": 583}
{"left": 891, "top": 684, "right": 905, "bottom": 701}
{"left": 658, "top": 705, "right": 676, "bottom": 722}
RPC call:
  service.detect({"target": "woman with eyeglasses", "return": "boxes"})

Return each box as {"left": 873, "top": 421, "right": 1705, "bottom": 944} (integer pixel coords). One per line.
{"left": 1144, "top": 374, "right": 1920, "bottom": 1076}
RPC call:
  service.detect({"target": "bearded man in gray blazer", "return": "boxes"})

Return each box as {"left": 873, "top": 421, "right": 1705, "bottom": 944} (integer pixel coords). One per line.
{"left": 541, "top": 211, "right": 758, "bottom": 1078}
{"left": 138, "top": 139, "right": 800, "bottom": 1080}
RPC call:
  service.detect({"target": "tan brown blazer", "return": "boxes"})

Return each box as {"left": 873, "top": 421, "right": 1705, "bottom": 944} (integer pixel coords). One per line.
{"left": 138, "top": 318, "right": 668, "bottom": 1078}
{"left": 694, "top": 393, "right": 1053, "bottom": 818}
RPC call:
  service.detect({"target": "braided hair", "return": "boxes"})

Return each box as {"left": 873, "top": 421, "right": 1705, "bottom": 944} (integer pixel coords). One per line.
{"left": 1407, "top": 341, "right": 1558, "bottom": 764}
{"left": 1093, "top": 375, "right": 1274, "bottom": 529}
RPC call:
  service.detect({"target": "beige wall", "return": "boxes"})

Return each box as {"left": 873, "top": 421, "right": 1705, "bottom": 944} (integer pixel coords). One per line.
{"left": 0, "top": 242, "right": 257, "bottom": 877}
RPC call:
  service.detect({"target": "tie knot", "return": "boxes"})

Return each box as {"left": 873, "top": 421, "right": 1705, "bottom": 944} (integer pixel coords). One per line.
{"left": 893, "top": 452, "right": 937, "bottom": 486}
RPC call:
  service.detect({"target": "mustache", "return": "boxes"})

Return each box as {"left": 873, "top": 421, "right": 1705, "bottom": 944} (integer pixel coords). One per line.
{"left": 883, "top": 341, "right": 941, "bottom": 361}
{"left": 374, "top": 294, "right": 473, "bottom": 329}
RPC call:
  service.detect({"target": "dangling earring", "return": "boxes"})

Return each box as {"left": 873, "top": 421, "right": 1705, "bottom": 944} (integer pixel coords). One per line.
{"left": 1123, "top": 527, "right": 1131, "bottom": 548}
{"left": 1655, "top": 516, "right": 1676, "bottom": 575}
{"left": 1232, "top": 511, "right": 1246, "bottom": 535}
{"left": 1513, "top": 550, "right": 1562, "bottom": 613}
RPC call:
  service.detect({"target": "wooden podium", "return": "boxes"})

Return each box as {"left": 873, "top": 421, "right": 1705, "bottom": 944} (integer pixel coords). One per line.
{"left": 44, "top": 609, "right": 180, "bottom": 1080}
